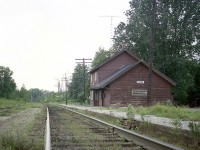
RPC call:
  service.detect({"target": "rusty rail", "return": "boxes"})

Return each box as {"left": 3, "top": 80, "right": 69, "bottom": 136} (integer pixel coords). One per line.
{"left": 62, "top": 106, "right": 183, "bottom": 150}
{"left": 45, "top": 106, "right": 51, "bottom": 150}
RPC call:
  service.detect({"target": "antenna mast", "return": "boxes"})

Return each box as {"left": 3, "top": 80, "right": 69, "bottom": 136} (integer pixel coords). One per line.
{"left": 99, "top": 16, "right": 121, "bottom": 48}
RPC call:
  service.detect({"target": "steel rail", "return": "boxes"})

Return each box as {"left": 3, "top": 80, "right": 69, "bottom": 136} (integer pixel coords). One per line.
{"left": 45, "top": 106, "right": 51, "bottom": 150}
{"left": 62, "top": 106, "right": 183, "bottom": 150}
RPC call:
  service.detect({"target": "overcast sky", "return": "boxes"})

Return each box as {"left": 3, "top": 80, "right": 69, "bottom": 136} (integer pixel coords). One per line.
{"left": 0, "top": 0, "right": 130, "bottom": 91}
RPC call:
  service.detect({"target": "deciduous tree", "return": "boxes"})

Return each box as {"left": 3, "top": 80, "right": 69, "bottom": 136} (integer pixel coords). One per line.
{"left": 68, "top": 64, "right": 90, "bottom": 102}
{"left": 113, "top": 0, "right": 200, "bottom": 103}
{"left": 91, "top": 47, "right": 110, "bottom": 68}
{"left": 0, "top": 66, "right": 16, "bottom": 98}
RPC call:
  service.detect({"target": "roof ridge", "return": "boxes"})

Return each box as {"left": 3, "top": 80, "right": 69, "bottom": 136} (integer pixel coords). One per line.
{"left": 91, "top": 61, "right": 141, "bottom": 89}
{"left": 89, "top": 50, "right": 139, "bottom": 73}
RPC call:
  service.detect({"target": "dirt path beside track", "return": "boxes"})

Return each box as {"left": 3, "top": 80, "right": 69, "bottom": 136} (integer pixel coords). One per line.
{"left": 0, "top": 108, "right": 41, "bottom": 135}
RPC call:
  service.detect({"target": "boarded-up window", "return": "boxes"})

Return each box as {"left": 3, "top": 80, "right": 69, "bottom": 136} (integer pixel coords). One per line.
{"left": 90, "top": 74, "right": 93, "bottom": 84}
{"left": 90, "top": 90, "right": 94, "bottom": 100}
{"left": 94, "top": 72, "right": 98, "bottom": 82}
{"left": 132, "top": 89, "right": 147, "bottom": 97}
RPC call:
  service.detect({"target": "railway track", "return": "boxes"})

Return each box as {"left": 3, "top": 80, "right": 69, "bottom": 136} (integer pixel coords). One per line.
{"left": 46, "top": 105, "right": 183, "bottom": 150}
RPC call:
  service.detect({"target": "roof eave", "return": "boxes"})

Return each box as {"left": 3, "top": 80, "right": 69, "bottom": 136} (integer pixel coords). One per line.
{"left": 140, "top": 60, "right": 176, "bottom": 86}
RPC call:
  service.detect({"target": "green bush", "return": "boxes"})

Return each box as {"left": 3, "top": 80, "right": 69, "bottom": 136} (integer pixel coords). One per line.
{"left": 127, "top": 104, "right": 135, "bottom": 119}
{"left": 188, "top": 122, "right": 200, "bottom": 138}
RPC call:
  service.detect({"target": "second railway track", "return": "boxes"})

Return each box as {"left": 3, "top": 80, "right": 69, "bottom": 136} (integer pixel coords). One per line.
{"left": 47, "top": 105, "right": 182, "bottom": 150}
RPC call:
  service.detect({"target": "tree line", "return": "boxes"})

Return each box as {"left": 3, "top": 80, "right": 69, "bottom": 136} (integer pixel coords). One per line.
{"left": 68, "top": 0, "right": 200, "bottom": 106}
{"left": 2, "top": 0, "right": 199, "bottom": 105}
{"left": 112, "top": 0, "right": 200, "bottom": 105}
{"left": 0, "top": 66, "right": 55, "bottom": 102}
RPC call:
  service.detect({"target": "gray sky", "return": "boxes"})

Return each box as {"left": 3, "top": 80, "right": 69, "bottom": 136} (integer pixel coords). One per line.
{"left": 0, "top": 0, "right": 130, "bottom": 91}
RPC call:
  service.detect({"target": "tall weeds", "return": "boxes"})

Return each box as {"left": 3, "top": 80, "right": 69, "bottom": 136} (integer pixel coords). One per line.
{"left": 126, "top": 103, "right": 200, "bottom": 121}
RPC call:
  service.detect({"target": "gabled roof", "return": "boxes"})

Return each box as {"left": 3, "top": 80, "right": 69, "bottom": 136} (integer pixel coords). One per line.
{"left": 91, "top": 62, "right": 140, "bottom": 89}
{"left": 91, "top": 60, "right": 176, "bottom": 90}
{"left": 141, "top": 60, "right": 176, "bottom": 86}
{"left": 89, "top": 50, "right": 140, "bottom": 73}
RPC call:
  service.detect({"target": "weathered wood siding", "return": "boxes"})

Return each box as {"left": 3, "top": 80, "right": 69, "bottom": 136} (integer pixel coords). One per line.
{"left": 98, "top": 52, "right": 138, "bottom": 81}
{"left": 90, "top": 71, "right": 99, "bottom": 86}
{"left": 103, "top": 89, "right": 110, "bottom": 106}
{"left": 108, "top": 64, "right": 172, "bottom": 106}
{"left": 90, "top": 50, "right": 174, "bottom": 107}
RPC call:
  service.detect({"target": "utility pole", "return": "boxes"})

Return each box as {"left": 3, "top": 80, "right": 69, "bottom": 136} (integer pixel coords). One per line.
{"left": 57, "top": 80, "right": 60, "bottom": 93}
{"left": 75, "top": 58, "right": 92, "bottom": 102}
{"left": 147, "top": 0, "right": 156, "bottom": 106}
{"left": 61, "top": 73, "right": 68, "bottom": 105}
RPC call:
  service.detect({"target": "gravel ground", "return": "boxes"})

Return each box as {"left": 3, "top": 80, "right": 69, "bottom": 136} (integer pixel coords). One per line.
{"left": 0, "top": 108, "right": 41, "bottom": 135}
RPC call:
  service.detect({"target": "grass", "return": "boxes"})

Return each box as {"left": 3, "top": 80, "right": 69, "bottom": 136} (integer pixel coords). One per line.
{"left": 77, "top": 108, "right": 122, "bottom": 126}
{"left": 91, "top": 103, "right": 200, "bottom": 121}
{"left": 0, "top": 104, "right": 46, "bottom": 150}
{"left": 128, "top": 103, "right": 200, "bottom": 121}
{"left": 0, "top": 132, "right": 43, "bottom": 150}
{"left": 0, "top": 98, "right": 43, "bottom": 116}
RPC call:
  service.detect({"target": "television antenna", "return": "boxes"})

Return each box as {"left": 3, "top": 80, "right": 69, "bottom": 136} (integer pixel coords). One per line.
{"left": 99, "top": 16, "right": 122, "bottom": 47}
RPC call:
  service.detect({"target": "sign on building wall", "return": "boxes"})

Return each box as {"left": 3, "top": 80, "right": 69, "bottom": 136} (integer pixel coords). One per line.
{"left": 136, "top": 81, "right": 144, "bottom": 84}
{"left": 132, "top": 89, "right": 147, "bottom": 96}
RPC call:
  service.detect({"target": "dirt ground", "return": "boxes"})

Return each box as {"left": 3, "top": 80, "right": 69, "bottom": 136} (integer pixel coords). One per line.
{"left": 0, "top": 108, "right": 41, "bottom": 135}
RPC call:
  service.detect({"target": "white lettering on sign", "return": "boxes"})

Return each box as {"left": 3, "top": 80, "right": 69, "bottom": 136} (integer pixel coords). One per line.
{"left": 136, "top": 81, "right": 144, "bottom": 84}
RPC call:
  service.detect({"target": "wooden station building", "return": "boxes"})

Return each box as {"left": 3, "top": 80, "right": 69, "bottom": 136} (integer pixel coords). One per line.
{"left": 89, "top": 50, "right": 175, "bottom": 107}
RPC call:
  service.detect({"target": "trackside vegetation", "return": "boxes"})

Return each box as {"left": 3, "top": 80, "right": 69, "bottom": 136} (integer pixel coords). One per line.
{"left": 69, "top": 106, "right": 199, "bottom": 150}
{"left": 0, "top": 100, "right": 45, "bottom": 150}
{"left": 94, "top": 103, "right": 200, "bottom": 121}
{"left": 0, "top": 98, "right": 43, "bottom": 116}
{"left": 126, "top": 103, "right": 200, "bottom": 121}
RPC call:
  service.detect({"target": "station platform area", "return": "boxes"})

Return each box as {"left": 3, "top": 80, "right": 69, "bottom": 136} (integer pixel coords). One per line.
{"left": 60, "top": 104, "right": 199, "bottom": 131}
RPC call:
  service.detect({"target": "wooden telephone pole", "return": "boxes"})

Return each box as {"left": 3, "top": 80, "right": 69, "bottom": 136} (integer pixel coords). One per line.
{"left": 75, "top": 58, "right": 92, "bottom": 102}
{"left": 147, "top": 0, "right": 156, "bottom": 106}
{"left": 61, "top": 73, "right": 68, "bottom": 105}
